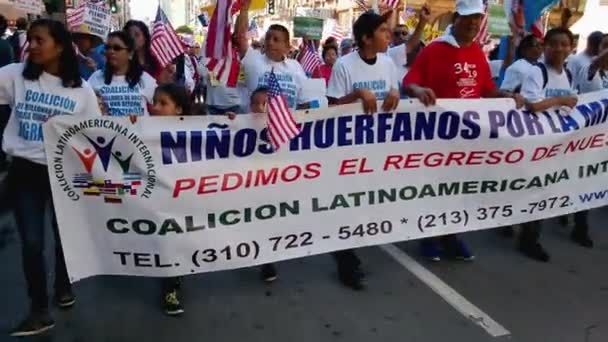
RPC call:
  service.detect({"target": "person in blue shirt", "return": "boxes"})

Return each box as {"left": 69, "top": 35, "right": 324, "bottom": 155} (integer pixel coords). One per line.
{"left": 73, "top": 32, "right": 105, "bottom": 80}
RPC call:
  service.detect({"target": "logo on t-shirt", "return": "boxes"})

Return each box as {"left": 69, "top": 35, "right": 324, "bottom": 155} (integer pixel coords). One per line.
{"left": 50, "top": 118, "right": 157, "bottom": 203}
{"left": 15, "top": 90, "right": 77, "bottom": 142}
{"left": 98, "top": 85, "right": 146, "bottom": 116}
{"left": 258, "top": 72, "right": 298, "bottom": 108}
{"left": 353, "top": 80, "right": 389, "bottom": 100}
{"left": 454, "top": 62, "right": 479, "bottom": 98}
{"left": 545, "top": 89, "right": 575, "bottom": 97}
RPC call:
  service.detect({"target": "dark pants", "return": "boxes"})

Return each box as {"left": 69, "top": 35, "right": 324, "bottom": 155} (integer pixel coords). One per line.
{"left": 9, "top": 157, "right": 71, "bottom": 312}
{"left": 332, "top": 249, "right": 360, "bottom": 270}
{"left": 0, "top": 105, "right": 10, "bottom": 164}
{"left": 162, "top": 277, "right": 181, "bottom": 292}
{"left": 520, "top": 220, "right": 542, "bottom": 246}
{"left": 572, "top": 211, "right": 589, "bottom": 235}
{"left": 422, "top": 234, "right": 461, "bottom": 248}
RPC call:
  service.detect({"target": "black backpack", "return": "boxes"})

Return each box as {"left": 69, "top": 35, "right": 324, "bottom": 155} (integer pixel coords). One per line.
{"left": 537, "top": 62, "right": 573, "bottom": 89}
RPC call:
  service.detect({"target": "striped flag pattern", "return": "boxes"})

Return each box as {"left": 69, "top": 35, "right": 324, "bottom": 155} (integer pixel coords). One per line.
{"left": 66, "top": 0, "right": 106, "bottom": 30}
{"left": 299, "top": 41, "right": 322, "bottom": 75}
{"left": 329, "top": 25, "right": 345, "bottom": 42}
{"left": 355, "top": 0, "right": 370, "bottom": 11}
{"left": 206, "top": 47, "right": 240, "bottom": 88}
{"left": 151, "top": 6, "right": 186, "bottom": 69}
{"left": 381, "top": 0, "right": 400, "bottom": 9}
{"left": 204, "top": 0, "right": 240, "bottom": 87}
{"left": 475, "top": 0, "right": 490, "bottom": 45}
{"left": 266, "top": 69, "right": 301, "bottom": 150}
{"left": 205, "top": 0, "right": 234, "bottom": 60}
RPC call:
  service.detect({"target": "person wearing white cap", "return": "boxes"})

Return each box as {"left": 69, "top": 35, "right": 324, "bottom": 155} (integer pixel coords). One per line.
{"left": 404, "top": 0, "right": 524, "bottom": 262}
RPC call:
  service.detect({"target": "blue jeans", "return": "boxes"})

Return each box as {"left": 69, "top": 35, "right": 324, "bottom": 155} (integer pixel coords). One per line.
{"left": 8, "top": 157, "right": 71, "bottom": 312}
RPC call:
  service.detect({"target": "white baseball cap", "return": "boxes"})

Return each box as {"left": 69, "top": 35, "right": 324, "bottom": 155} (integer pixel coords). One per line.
{"left": 456, "top": 0, "right": 485, "bottom": 16}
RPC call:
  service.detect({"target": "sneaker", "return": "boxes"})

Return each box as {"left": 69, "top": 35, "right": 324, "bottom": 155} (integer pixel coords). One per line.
{"left": 420, "top": 239, "right": 441, "bottom": 262}
{"left": 519, "top": 242, "right": 550, "bottom": 262}
{"left": 55, "top": 290, "right": 76, "bottom": 309}
{"left": 447, "top": 239, "right": 475, "bottom": 261}
{"left": 571, "top": 227, "right": 593, "bottom": 248}
{"left": 163, "top": 289, "right": 184, "bottom": 316}
{"left": 9, "top": 312, "right": 55, "bottom": 337}
{"left": 338, "top": 265, "right": 366, "bottom": 291}
{"left": 260, "top": 264, "right": 278, "bottom": 283}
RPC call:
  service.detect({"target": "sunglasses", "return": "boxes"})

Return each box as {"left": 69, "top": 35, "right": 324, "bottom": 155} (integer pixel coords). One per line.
{"left": 393, "top": 31, "right": 408, "bottom": 37}
{"left": 105, "top": 44, "right": 129, "bottom": 52}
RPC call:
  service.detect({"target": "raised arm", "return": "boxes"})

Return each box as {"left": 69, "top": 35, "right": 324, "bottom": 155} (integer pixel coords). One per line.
{"left": 234, "top": 0, "right": 252, "bottom": 57}
{"left": 587, "top": 48, "right": 608, "bottom": 78}
{"left": 406, "top": 4, "right": 431, "bottom": 53}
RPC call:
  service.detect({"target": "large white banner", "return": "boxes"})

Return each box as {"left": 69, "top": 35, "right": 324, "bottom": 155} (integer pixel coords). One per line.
{"left": 44, "top": 91, "right": 608, "bottom": 282}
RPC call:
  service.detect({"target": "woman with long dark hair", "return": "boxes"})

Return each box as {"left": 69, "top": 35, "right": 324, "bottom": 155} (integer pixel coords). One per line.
{"left": 500, "top": 34, "right": 543, "bottom": 93}
{"left": 88, "top": 31, "right": 157, "bottom": 116}
{"left": 124, "top": 20, "right": 161, "bottom": 79}
{"left": 0, "top": 19, "right": 101, "bottom": 337}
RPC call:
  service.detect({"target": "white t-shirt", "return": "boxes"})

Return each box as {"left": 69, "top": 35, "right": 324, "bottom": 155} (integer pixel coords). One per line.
{"left": 88, "top": 70, "right": 157, "bottom": 116}
{"left": 521, "top": 63, "right": 577, "bottom": 103}
{"left": 489, "top": 59, "right": 503, "bottom": 80}
{"left": 327, "top": 51, "right": 399, "bottom": 101}
{"left": 241, "top": 48, "right": 310, "bottom": 110}
{"left": 0, "top": 63, "right": 102, "bottom": 165}
{"left": 567, "top": 52, "right": 592, "bottom": 89}
{"left": 578, "top": 64, "right": 608, "bottom": 94}
{"left": 183, "top": 56, "right": 196, "bottom": 92}
{"left": 206, "top": 78, "right": 242, "bottom": 109}
{"left": 500, "top": 59, "right": 536, "bottom": 92}
{"left": 387, "top": 44, "right": 408, "bottom": 85}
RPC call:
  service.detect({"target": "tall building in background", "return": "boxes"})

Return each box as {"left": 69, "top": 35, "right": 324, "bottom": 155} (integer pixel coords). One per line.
{"left": 160, "top": 0, "right": 197, "bottom": 27}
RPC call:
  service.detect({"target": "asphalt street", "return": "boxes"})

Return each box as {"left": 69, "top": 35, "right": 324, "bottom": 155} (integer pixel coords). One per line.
{"left": 0, "top": 173, "right": 607, "bottom": 342}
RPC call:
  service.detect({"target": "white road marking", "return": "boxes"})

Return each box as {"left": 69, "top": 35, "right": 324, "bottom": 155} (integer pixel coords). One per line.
{"left": 380, "top": 244, "right": 511, "bottom": 338}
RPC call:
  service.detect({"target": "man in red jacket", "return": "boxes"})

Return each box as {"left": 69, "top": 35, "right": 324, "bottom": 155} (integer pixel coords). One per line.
{"left": 403, "top": 0, "right": 523, "bottom": 261}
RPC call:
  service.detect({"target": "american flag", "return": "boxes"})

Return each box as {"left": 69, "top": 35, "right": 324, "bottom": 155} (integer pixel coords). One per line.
{"left": 381, "top": 0, "right": 400, "bottom": 9}
{"left": 475, "top": 0, "right": 490, "bottom": 45}
{"left": 355, "top": 0, "right": 370, "bottom": 11}
{"left": 328, "top": 25, "right": 346, "bottom": 42}
{"left": 151, "top": 6, "right": 186, "bottom": 69}
{"left": 299, "top": 41, "right": 322, "bottom": 75}
{"left": 207, "top": 47, "right": 240, "bottom": 87}
{"left": 266, "top": 70, "right": 301, "bottom": 150}
{"left": 204, "top": 0, "right": 240, "bottom": 87}
{"left": 205, "top": 0, "right": 234, "bottom": 60}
